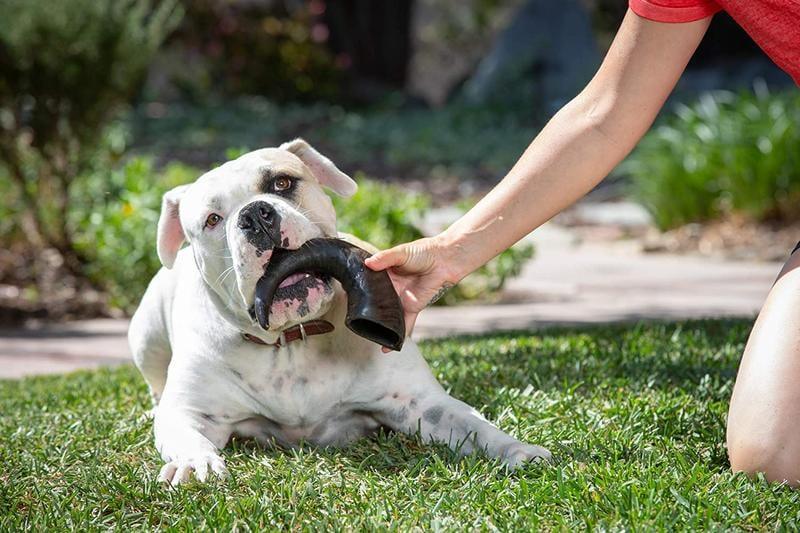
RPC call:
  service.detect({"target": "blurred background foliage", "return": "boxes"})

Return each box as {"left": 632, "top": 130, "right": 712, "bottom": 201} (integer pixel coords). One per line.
{"left": 626, "top": 88, "right": 800, "bottom": 230}
{"left": 0, "top": 0, "right": 182, "bottom": 275}
{"left": 0, "top": 0, "right": 796, "bottom": 320}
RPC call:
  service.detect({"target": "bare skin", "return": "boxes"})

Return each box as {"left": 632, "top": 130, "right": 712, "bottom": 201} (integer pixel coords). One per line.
{"left": 366, "top": 9, "right": 800, "bottom": 485}
{"left": 367, "top": 10, "right": 712, "bottom": 335}
{"left": 727, "top": 251, "right": 800, "bottom": 486}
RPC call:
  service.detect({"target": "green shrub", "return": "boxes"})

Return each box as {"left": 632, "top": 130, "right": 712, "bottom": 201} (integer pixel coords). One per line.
{"left": 72, "top": 162, "right": 532, "bottom": 313}
{"left": 71, "top": 156, "right": 198, "bottom": 311}
{"left": 333, "top": 175, "right": 429, "bottom": 249}
{"left": 316, "top": 100, "right": 539, "bottom": 181}
{"left": 334, "top": 176, "right": 534, "bottom": 306}
{"left": 625, "top": 88, "right": 800, "bottom": 230}
{"left": 129, "top": 97, "right": 540, "bottom": 183}
{"left": 0, "top": 0, "right": 181, "bottom": 271}
{"left": 160, "top": 1, "right": 341, "bottom": 102}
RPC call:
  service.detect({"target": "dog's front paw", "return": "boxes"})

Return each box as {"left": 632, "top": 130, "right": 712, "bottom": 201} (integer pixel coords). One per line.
{"left": 501, "top": 443, "right": 553, "bottom": 469}
{"left": 157, "top": 454, "right": 228, "bottom": 486}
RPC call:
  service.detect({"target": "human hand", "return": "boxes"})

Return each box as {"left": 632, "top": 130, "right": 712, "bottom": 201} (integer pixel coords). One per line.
{"left": 365, "top": 236, "right": 462, "bottom": 352}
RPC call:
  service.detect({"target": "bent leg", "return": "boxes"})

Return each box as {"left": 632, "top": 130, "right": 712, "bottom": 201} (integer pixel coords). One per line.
{"left": 727, "top": 250, "right": 800, "bottom": 486}
{"left": 154, "top": 404, "right": 230, "bottom": 486}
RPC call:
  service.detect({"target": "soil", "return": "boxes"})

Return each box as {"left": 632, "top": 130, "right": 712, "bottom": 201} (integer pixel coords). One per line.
{"left": 0, "top": 245, "right": 113, "bottom": 326}
{"left": 640, "top": 216, "right": 800, "bottom": 262}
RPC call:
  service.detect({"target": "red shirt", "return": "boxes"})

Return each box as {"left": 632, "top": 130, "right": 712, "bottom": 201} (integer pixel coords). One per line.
{"left": 629, "top": 0, "right": 800, "bottom": 85}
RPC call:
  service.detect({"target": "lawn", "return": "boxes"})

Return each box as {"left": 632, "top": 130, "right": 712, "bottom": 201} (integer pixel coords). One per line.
{"left": 2, "top": 319, "right": 799, "bottom": 530}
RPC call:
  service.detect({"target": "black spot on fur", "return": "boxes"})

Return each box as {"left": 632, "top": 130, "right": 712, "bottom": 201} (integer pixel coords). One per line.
{"left": 259, "top": 172, "right": 299, "bottom": 201}
{"left": 423, "top": 406, "right": 443, "bottom": 425}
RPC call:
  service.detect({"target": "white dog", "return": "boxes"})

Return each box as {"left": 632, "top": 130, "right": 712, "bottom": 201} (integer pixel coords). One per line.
{"left": 129, "top": 139, "right": 551, "bottom": 485}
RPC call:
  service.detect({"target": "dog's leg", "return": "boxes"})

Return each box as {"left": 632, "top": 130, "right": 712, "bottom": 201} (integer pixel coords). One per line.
{"left": 377, "top": 392, "right": 551, "bottom": 469}
{"left": 153, "top": 406, "right": 230, "bottom": 486}
{"left": 129, "top": 271, "right": 173, "bottom": 406}
{"left": 131, "top": 340, "right": 171, "bottom": 409}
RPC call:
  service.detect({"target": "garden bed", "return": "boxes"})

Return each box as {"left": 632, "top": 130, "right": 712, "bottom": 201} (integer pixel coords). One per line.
{"left": 642, "top": 217, "right": 800, "bottom": 262}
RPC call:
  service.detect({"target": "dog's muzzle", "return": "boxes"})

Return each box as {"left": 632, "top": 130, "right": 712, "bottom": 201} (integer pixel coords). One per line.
{"left": 238, "top": 200, "right": 282, "bottom": 252}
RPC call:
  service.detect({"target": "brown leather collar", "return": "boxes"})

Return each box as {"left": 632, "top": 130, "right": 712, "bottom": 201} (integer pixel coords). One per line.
{"left": 242, "top": 319, "right": 335, "bottom": 348}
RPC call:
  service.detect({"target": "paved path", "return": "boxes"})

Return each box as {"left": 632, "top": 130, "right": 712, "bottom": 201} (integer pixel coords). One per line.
{"left": 0, "top": 319, "right": 131, "bottom": 379}
{"left": 415, "top": 240, "right": 776, "bottom": 337}
{"left": 0, "top": 222, "right": 781, "bottom": 379}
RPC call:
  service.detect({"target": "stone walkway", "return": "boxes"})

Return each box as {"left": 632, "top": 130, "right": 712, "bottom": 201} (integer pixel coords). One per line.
{"left": 0, "top": 319, "right": 131, "bottom": 379}
{"left": 0, "top": 220, "right": 782, "bottom": 379}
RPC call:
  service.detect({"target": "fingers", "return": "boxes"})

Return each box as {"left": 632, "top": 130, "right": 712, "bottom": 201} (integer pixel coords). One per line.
{"left": 365, "top": 246, "right": 407, "bottom": 271}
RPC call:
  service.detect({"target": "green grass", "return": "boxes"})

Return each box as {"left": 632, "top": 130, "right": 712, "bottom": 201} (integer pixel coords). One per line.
{"left": 3, "top": 319, "right": 799, "bottom": 530}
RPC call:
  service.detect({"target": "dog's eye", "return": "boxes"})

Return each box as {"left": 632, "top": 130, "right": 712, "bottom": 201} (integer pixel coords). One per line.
{"left": 205, "top": 213, "right": 223, "bottom": 229}
{"left": 271, "top": 177, "right": 293, "bottom": 192}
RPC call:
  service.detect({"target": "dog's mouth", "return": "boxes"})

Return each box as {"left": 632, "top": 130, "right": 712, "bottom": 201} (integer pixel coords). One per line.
{"left": 273, "top": 272, "right": 332, "bottom": 302}
{"left": 251, "top": 238, "right": 405, "bottom": 350}
{"left": 247, "top": 266, "right": 334, "bottom": 328}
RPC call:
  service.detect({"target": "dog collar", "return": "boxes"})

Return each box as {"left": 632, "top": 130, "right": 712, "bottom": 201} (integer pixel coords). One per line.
{"left": 242, "top": 320, "right": 335, "bottom": 348}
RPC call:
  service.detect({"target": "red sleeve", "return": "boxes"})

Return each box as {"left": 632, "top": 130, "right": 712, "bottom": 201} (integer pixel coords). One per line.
{"left": 629, "top": 0, "right": 722, "bottom": 23}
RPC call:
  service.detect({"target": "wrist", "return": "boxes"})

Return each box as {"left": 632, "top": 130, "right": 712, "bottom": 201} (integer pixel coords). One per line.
{"left": 432, "top": 228, "right": 473, "bottom": 284}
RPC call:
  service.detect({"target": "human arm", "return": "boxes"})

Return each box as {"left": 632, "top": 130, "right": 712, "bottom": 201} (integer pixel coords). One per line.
{"left": 366, "top": 9, "right": 712, "bottom": 341}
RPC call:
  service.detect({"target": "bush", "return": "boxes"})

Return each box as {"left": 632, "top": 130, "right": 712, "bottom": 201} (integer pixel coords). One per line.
{"left": 334, "top": 176, "right": 534, "bottom": 306}
{"left": 318, "top": 100, "right": 539, "bottom": 181}
{"left": 333, "top": 175, "right": 429, "bottom": 249}
{"left": 0, "top": 0, "right": 182, "bottom": 271}
{"left": 73, "top": 161, "right": 531, "bottom": 313}
{"left": 160, "top": 0, "right": 341, "bottom": 102}
{"left": 625, "top": 88, "right": 800, "bottom": 230}
{"left": 130, "top": 97, "right": 540, "bottom": 184}
{"left": 71, "top": 155, "right": 198, "bottom": 312}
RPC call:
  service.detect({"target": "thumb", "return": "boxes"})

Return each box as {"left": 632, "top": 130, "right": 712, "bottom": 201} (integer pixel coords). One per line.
{"left": 365, "top": 246, "right": 407, "bottom": 271}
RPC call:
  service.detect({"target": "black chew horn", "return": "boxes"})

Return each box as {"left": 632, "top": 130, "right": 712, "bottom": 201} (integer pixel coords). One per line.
{"left": 254, "top": 238, "right": 406, "bottom": 351}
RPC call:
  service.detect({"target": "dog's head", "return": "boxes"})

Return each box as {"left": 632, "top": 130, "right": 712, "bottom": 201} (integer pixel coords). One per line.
{"left": 156, "top": 139, "right": 357, "bottom": 331}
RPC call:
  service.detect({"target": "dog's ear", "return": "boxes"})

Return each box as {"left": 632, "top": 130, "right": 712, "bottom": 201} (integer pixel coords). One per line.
{"left": 280, "top": 138, "right": 357, "bottom": 198}
{"left": 156, "top": 184, "right": 190, "bottom": 269}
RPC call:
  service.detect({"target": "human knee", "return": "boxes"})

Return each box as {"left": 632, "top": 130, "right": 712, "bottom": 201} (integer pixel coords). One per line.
{"left": 728, "top": 430, "right": 800, "bottom": 486}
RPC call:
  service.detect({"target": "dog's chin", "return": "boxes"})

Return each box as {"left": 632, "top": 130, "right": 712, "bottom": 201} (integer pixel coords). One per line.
{"left": 259, "top": 273, "right": 335, "bottom": 331}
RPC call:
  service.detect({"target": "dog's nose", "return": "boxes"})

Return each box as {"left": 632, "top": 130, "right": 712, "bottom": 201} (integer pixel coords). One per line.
{"left": 238, "top": 201, "right": 282, "bottom": 249}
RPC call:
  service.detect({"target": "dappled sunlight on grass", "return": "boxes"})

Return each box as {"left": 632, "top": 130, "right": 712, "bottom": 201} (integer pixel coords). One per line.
{"left": 3, "top": 318, "right": 799, "bottom": 529}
